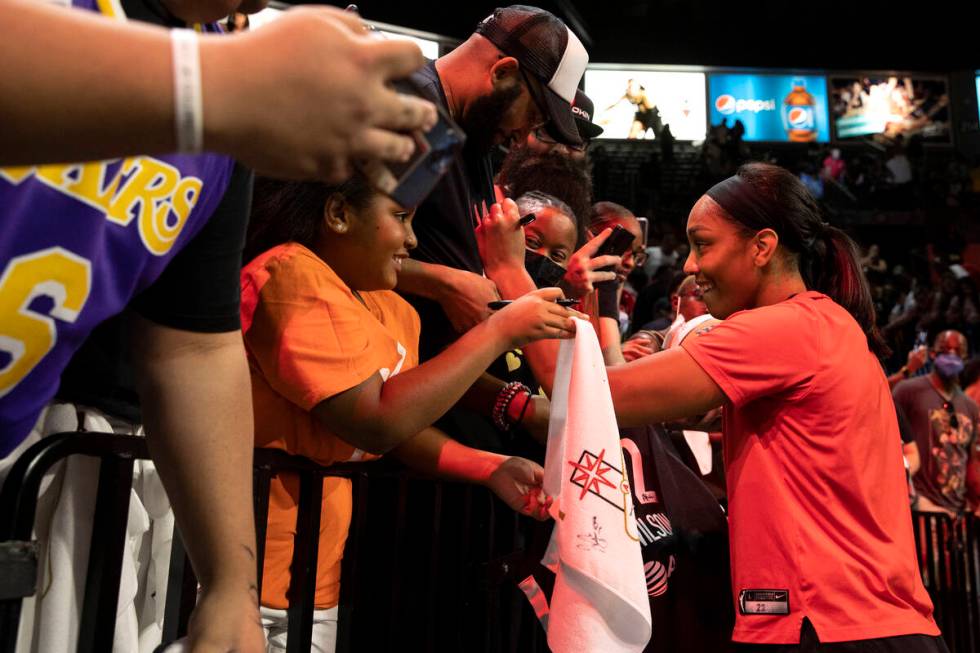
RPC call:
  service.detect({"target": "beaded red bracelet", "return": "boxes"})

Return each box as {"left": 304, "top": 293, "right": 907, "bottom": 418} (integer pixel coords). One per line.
{"left": 492, "top": 381, "right": 530, "bottom": 431}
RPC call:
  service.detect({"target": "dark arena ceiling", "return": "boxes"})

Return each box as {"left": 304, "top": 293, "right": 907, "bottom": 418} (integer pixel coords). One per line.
{"left": 289, "top": 0, "right": 977, "bottom": 72}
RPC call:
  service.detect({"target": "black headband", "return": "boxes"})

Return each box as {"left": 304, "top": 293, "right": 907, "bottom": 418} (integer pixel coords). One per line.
{"left": 704, "top": 175, "right": 784, "bottom": 235}
{"left": 706, "top": 174, "right": 833, "bottom": 253}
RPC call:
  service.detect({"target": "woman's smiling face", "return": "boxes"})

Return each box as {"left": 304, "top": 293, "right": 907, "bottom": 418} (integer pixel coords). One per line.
{"left": 683, "top": 195, "right": 761, "bottom": 319}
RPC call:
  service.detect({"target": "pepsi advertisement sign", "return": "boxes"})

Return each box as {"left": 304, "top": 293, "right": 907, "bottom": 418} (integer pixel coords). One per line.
{"left": 708, "top": 73, "right": 830, "bottom": 142}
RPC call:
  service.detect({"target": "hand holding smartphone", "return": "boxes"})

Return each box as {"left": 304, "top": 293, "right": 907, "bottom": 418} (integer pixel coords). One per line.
{"left": 347, "top": 6, "right": 465, "bottom": 209}
{"left": 593, "top": 225, "right": 634, "bottom": 269}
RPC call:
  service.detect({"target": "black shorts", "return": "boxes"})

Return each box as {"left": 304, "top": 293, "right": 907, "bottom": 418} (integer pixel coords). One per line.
{"left": 735, "top": 618, "right": 949, "bottom": 653}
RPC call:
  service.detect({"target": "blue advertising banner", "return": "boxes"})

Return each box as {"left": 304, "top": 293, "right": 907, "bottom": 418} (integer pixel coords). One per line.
{"left": 976, "top": 75, "right": 980, "bottom": 121}
{"left": 708, "top": 73, "right": 830, "bottom": 142}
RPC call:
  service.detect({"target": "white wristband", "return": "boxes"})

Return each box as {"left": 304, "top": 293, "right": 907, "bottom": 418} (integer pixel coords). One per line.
{"left": 170, "top": 29, "right": 203, "bottom": 153}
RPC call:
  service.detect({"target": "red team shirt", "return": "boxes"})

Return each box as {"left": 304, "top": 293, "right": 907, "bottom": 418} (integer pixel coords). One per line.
{"left": 683, "top": 291, "right": 938, "bottom": 644}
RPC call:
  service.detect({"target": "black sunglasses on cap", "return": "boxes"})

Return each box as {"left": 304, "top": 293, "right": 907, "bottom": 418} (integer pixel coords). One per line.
{"left": 533, "top": 126, "right": 589, "bottom": 152}
{"left": 942, "top": 401, "right": 960, "bottom": 430}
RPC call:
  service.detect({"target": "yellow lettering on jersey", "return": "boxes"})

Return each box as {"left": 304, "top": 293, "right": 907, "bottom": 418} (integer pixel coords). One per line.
{"left": 141, "top": 176, "right": 203, "bottom": 256}
{"left": 0, "top": 248, "right": 91, "bottom": 398}
{"left": 1, "top": 158, "right": 204, "bottom": 255}
{"left": 108, "top": 158, "right": 178, "bottom": 228}
{"left": 95, "top": 0, "right": 125, "bottom": 20}
{"left": 0, "top": 167, "right": 34, "bottom": 185}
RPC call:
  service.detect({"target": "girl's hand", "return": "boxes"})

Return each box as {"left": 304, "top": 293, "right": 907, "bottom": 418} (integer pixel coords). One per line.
{"left": 485, "top": 456, "right": 553, "bottom": 521}
{"left": 487, "top": 287, "right": 576, "bottom": 349}
{"left": 561, "top": 228, "right": 621, "bottom": 299}
{"left": 476, "top": 198, "right": 527, "bottom": 278}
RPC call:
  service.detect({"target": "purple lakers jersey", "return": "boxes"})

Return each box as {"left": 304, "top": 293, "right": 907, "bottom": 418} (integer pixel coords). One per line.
{"left": 0, "top": 1, "right": 235, "bottom": 455}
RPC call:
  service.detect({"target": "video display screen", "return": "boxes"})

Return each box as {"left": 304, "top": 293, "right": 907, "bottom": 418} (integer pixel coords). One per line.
{"left": 707, "top": 73, "right": 830, "bottom": 142}
{"left": 975, "top": 75, "right": 980, "bottom": 121}
{"left": 584, "top": 69, "right": 707, "bottom": 141}
{"left": 830, "top": 76, "right": 950, "bottom": 141}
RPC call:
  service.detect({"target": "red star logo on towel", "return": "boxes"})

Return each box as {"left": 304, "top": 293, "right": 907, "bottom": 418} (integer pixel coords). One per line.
{"left": 568, "top": 448, "right": 618, "bottom": 501}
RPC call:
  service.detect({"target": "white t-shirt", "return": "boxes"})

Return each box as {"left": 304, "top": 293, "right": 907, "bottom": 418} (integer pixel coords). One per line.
{"left": 886, "top": 155, "right": 913, "bottom": 185}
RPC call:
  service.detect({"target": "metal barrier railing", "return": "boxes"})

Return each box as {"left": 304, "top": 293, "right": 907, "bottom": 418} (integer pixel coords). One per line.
{"left": 912, "top": 511, "right": 980, "bottom": 653}
{"left": 2, "top": 433, "right": 977, "bottom": 651}
{"left": 0, "top": 434, "right": 546, "bottom": 652}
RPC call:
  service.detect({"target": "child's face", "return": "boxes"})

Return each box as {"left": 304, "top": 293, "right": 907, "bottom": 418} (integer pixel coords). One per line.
{"left": 523, "top": 207, "right": 577, "bottom": 269}
{"left": 343, "top": 195, "right": 416, "bottom": 291}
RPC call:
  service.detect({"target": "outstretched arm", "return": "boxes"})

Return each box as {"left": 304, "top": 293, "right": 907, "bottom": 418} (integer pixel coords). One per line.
{"left": 391, "top": 427, "right": 550, "bottom": 520}
{"left": 606, "top": 347, "right": 725, "bottom": 427}
{"left": 311, "top": 289, "right": 574, "bottom": 454}
{"left": 132, "top": 318, "right": 264, "bottom": 653}
{"left": 1, "top": 0, "right": 435, "bottom": 182}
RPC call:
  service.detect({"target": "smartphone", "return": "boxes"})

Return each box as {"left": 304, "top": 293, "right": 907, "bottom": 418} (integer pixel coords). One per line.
{"left": 915, "top": 330, "right": 928, "bottom": 348}
{"left": 380, "top": 78, "right": 466, "bottom": 209}
{"left": 594, "top": 225, "right": 635, "bottom": 259}
{"left": 350, "top": 9, "right": 466, "bottom": 208}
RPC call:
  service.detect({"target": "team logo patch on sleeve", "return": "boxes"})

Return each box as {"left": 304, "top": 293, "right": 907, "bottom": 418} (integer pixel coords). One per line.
{"left": 739, "top": 589, "right": 790, "bottom": 615}
{"left": 695, "top": 324, "right": 717, "bottom": 336}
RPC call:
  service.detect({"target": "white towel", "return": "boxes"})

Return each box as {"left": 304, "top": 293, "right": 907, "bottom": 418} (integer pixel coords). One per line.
{"left": 539, "top": 317, "right": 652, "bottom": 653}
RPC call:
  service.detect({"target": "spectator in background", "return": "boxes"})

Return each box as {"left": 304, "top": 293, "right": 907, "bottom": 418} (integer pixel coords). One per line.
{"left": 798, "top": 162, "right": 825, "bottom": 199}
{"left": 968, "top": 156, "right": 980, "bottom": 194}
{"left": 822, "top": 148, "right": 846, "bottom": 183}
{"left": 887, "top": 343, "right": 929, "bottom": 389}
{"left": 496, "top": 144, "right": 593, "bottom": 238}
{"left": 590, "top": 201, "right": 646, "bottom": 335}
{"left": 659, "top": 123, "right": 675, "bottom": 162}
{"left": 881, "top": 275, "right": 930, "bottom": 360}
{"left": 395, "top": 5, "right": 588, "bottom": 361}
{"left": 724, "top": 119, "right": 750, "bottom": 168}
{"left": 626, "top": 270, "right": 689, "bottom": 353}
{"left": 225, "top": 11, "right": 249, "bottom": 31}
{"left": 622, "top": 274, "right": 713, "bottom": 363}
{"left": 893, "top": 330, "right": 980, "bottom": 518}
{"left": 886, "top": 142, "right": 913, "bottom": 186}
{"left": 962, "top": 356, "right": 980, "bottom": 407}
{"left": 643, "top": 229, "right": 679, "bottom": 279}
{"left": 860, "top": 243, "right": 889, "bottom": 284}
{"left": 661, "top": 275, "right": 713, "bottom": 350}
{"left": 516, "top": 191, "right": 619, "bottom": 301}
{"left": 945, "top": 276, "right": 980, "bottom": 344}
{"left": 918, "top": 271, "right": 959, "bottom": 338}
{"left": 496, "top": 88, "right": 602, "bottom": 236}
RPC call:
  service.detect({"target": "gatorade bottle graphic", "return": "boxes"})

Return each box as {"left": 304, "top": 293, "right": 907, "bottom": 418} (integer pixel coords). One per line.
{"left": 783, "top": 77, "right": 817, "bottom": 142}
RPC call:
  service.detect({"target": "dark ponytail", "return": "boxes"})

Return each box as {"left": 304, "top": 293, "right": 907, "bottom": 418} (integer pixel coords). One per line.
{"left": 244, "top": 174, "right": 377, "bottom": 264}
{"left": 810, "top": 225, "right": 889, "bottom": 358}
{"left": 707, "top": 162, "right": 889, "bottom": 358}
